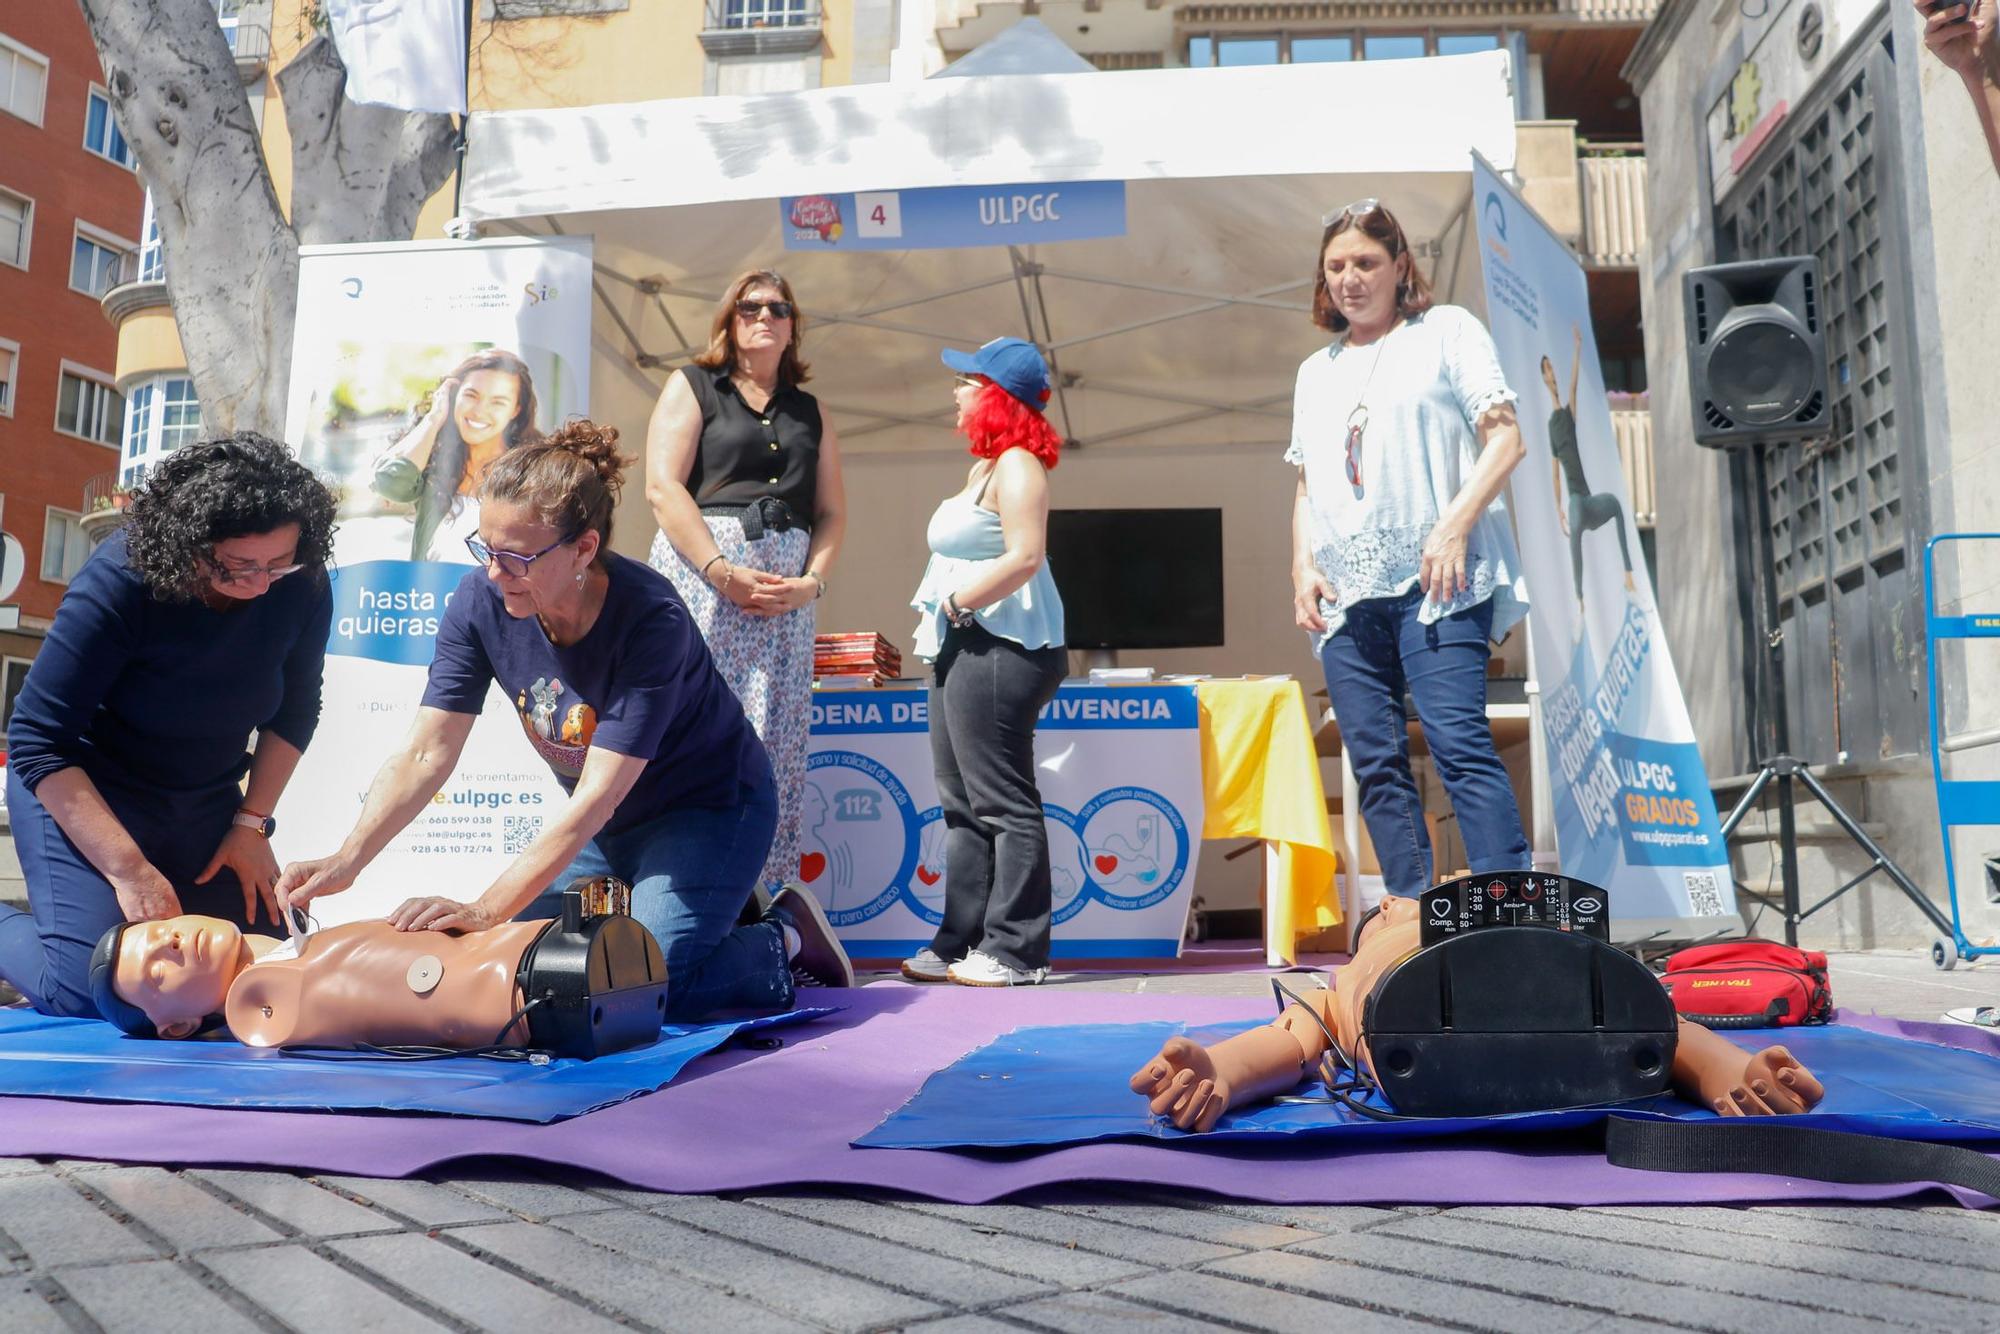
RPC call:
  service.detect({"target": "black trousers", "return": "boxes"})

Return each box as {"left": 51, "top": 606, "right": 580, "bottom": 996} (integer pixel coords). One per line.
{"left": 926, "top": 623, "right": 1067, "bottom": 970}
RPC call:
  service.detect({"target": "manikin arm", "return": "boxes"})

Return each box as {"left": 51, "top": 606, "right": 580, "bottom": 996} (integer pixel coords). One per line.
{"left": 1670, "top": 1019, "right": 1825, "bottom": 1116}
{"left": 1129, "top": 996, "right": 1341, "bottom": 1133}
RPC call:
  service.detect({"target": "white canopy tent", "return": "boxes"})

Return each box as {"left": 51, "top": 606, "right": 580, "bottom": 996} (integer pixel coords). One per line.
{"left": 457, "top": 51, "right": 1521, "bottom": 923}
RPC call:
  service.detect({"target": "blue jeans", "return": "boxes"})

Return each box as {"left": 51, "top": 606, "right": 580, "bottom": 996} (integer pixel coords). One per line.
{"left": 517, "top": 764, "right": 789, "bottom": 1022}
{"left": 1, "top": 767, "right": 255, "bottom": 1017}
{"left": 1320, "top": 590, "right": 1529, "bottom": 898}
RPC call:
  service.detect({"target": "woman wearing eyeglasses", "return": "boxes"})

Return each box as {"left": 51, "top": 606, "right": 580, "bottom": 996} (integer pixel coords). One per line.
{"left": 1, "top": 434, "right": 336, "bottom": 1016}
{"left": 1289, "top": 200, "right": 1531, "bottom": 900}
{"left": 278, "top": 421, "right": 852, "bottom": 1021}
{"left": 644, "top": 270, "right": 847, "bottom": 896}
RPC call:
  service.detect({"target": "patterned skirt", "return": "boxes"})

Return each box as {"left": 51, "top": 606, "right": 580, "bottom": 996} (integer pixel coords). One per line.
{"left": 652, "top": 519, "right": 816, "bottom": 891}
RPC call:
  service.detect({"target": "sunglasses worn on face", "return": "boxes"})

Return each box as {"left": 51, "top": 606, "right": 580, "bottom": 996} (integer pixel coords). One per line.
{"left": 465, "top": 533, "right": 572, "bottom": 578}
{"left": 210, "top": 559, "right": 303, "bottom": 585}
{"left": 736, "top": 299, "right": 795, "bottom": 321}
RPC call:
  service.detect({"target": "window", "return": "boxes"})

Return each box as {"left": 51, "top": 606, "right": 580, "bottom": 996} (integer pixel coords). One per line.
{"left": 1436, "top": 33, "right": 1501, "bottom": 56}
{"left": 138, "top": 191, "right": 162, "bottom": 282}
{"left": 1, "top": 657, "right": 29, "bottom": 734}
{"left": 70, "top": 225, "right": 134, "bottom": 297}
{"left": 56, "top": 366, "right": 122, "bottom": 446}
{"left": 1186, "top": 30, "right": 1505, "bottom": 67}
{"left": 83, "top": 89, "right": 133, "bottom": 168}
{"left": 0, "top": 338, "right": 15, "bottom": 417}
{"left": 1363, "top": 35, "right": 1427, "bottom": 62}
{"left": 120, "top": 374, "right": 202, "bottom": 484}
{"left": 1292, "top": 38, "right": 1353, "bottom": 63}
{"left": 719, "top": 0, "right": 816, "bottom": 27}
{"left": 714, "top": 55, "right": 816, "bottom": 95}
{"left": 0, "top": 36, "right": 48, "bottom": 126}
{"left": 0, "top": 189, "right": 30, "bottom": 270}
{"left": 40, "top": 509, "right": 88, "bottom": 585}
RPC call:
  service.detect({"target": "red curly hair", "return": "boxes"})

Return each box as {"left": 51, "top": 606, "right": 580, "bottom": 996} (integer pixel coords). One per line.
{"left": 960, "top": 381, "right": 1062, "bottom": 469}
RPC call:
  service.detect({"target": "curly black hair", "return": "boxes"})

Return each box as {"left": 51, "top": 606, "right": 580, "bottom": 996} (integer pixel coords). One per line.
{"left": 122, "top": 432, "right": 338, "bottom": 603}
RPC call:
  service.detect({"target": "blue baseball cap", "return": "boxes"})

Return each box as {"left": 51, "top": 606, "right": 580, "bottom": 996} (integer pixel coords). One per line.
{"left": 941, "top": 337, "right": 1051, "bottom": 412}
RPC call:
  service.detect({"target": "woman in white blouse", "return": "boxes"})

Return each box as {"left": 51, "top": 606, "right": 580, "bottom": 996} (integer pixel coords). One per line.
{"left": 1288, "top": 199, "right": 1532, "bottom": 899}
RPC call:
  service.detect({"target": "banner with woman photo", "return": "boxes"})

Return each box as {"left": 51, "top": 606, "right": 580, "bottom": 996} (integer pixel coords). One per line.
{"left": 1470, "top": 158, "right": 1738, "bottom": 937}
{"left": 277, "top": 236, "right": 594, "bottom": 924}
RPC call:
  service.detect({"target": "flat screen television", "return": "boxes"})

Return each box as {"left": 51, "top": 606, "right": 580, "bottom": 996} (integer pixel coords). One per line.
{"left": 1045, "top": 508, "right": 1224, "bottom": 651}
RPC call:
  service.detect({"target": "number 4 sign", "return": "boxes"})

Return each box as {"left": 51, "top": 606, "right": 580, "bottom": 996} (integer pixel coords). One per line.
{"left": 854, "top": 191, "right": 903, "bottom": 239}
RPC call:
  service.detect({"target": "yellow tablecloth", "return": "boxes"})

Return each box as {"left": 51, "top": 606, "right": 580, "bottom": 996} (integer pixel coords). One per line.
{"left": 1194, "top": 679, "right": 1341, "bottom": 957}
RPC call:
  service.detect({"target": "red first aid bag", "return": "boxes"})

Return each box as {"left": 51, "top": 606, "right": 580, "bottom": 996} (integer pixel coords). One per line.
{"left": 1661, "top": 940, "right": 1833, "bottom": 1028}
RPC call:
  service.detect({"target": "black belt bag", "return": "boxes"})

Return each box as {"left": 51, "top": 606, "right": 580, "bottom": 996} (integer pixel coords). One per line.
{"left": 701, "top": 498, "right": 807, "bottom": 542}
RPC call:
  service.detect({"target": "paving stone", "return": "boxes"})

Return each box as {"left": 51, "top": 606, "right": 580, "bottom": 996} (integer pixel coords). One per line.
{"left": 0, "top": 1174, "right": 158, "bottom": 1268}
{"left": 461, "top": 1219, "right": 817, "bottom": 1332}
{"left": 1036, "top": 1197, "right": 1328, "bottom": 1251}
{"left": 445, "top": 1169, "right": 625, "bottom": 1221}
{"left": 200, "top": 1245, "right": 453, "bottom": 1334}
{"left": 1718, "top": 1203, "right": 2000, "bottom": 1247}
{"left": 1206, "top": 1246, "right": 1660, "bottom": 1333}
{"left": 0, "top": 1157, "right": 48, "bottom": 1176}
{"left": 0, "top": 1279, "right": 69, "bottom": 1333}
{"left": 49, "top": 1158, "right": 117, "bottom": 1172}
{"left": 899, "top": 1317, "right": 1025, "bottom": 1333}
{"left": 84, "top": 1167, "right": 282, "bottom": 1251}
{"left": 556, "top": 1207, "right": 942, "bottom": 1331}
{"left": 332, "top": 1231, "right": 625, "bottom": 1334}
{"left": 187, "top": 1170, "right": 405, "bottom": 1237}
{"left": 753, "top": 1194, "right": 1148, "bottom": 1286}
{"left": 647, "top": 1193, "right": 1053, "bottom": 1306}
{"left": 1579, "top": 1205, "right": 2000, "bottom": 1286}
{"left": 1107, "top": 1268, "right": 1438, "bottom": 1333}
{"left": 55, "top": 1259, "right": 264, "bottom": 1334}
{"left": 314, "top": 1174, "right": 512, "bottom": 1226}
{"left": 899, "top": 1198, "right": 1248, "bottom": 1267}
{"left": 1155, "top": 1198, "right": 1416, "bottom": 1234}
{"left": 991, "top": 1289, "right": 1235, "bottom": 1333}
{"left": 1416, "top": 1206, "right": 2000, "bottom": 1318}
{"left": 1296, "top": 1224, "right": 1888, "bottom": 1334}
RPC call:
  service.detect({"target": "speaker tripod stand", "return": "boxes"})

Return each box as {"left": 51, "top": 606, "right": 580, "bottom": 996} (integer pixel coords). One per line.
{"left": 1718, "top": 447, "right": 1955, "bottom": 947}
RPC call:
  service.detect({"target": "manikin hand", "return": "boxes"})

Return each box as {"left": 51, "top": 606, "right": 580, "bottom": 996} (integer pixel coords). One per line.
{"left": 1710, "top": 1045, "right": 1825, "bottom": 1116}
{"left": 196, "top": 825, "right": 281, "bottom": 926}
{"left": 1129, "top": 1036, "right": 1235, "bottom": 1133}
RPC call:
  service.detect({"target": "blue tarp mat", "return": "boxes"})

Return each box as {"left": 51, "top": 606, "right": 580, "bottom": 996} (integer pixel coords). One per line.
{"left": 857, "top": 1020, "right": 2000, "bottom": 1149}
{"left": 0, "top": 1006, "right": 833, "bottom": 1123}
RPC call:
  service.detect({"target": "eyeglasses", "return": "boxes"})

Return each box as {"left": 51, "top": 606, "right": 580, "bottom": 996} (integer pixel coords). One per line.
{"left": 953, "top": 375, "right": 984, "bottom": 390}
{"left": 464, "top": 532, "right": 572, "bottom": 578}
{"left": 1321, "top": 197, "right": 1382, "bottom": 227}
{"left": 735, "top": 299, "right": 795, "bottom": 322}
{"left": 209, "top": 558, "right": 303, "bottom": 585}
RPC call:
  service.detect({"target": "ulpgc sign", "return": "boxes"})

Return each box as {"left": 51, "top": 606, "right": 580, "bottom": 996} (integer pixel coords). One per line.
{"left": 780, "top": 180, "right": 1126, "bottom": 251}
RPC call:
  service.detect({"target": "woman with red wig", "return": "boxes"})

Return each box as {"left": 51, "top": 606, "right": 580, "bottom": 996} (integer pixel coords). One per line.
{"left": 904, "top": 338, "right": 1067, "bottom": 987}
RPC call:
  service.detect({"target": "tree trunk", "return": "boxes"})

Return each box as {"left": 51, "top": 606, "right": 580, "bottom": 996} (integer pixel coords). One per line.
{"left": 76, "top": 3, "right": 459, "bottom": 439}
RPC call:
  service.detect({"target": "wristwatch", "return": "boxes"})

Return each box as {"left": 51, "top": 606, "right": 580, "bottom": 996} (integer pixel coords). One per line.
{"left": 945, "top": 593, "right": 976, "bottom": 628}
{"left": 233, "top": 809, "right": 277, "bottom": 838}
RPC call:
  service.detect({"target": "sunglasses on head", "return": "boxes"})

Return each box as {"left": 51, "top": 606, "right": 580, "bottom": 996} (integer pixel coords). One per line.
{"left": 1321, "top": 197, "right": 1383, "bottom": 227}
{"left": 735, "top": 299, "right": 795, "bottom": 321}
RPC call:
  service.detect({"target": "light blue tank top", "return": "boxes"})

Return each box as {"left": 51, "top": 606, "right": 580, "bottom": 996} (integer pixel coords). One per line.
{"left": 909, "top": 470, "right": 1065, "bottom": 662}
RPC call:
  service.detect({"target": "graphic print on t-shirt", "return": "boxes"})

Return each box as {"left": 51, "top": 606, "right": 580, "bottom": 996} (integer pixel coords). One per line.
{"left": 513, "top": 675, "right": 597, "bottom": 778}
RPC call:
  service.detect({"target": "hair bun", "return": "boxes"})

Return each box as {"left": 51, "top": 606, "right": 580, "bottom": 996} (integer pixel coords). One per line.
{"left": 544, "top": 419, "right": 632, "bottom": 495}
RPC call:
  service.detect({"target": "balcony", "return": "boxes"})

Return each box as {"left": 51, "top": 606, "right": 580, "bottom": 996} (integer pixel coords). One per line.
{"left": 1515, "top": 123, "right": 1646, "bottom": 270}
{"left": 1611, "top": 393, "right": 1654, "bottom": 529}
{"left": 1558, "top": 0, "right": 1659, "bottom": 20}
{"left": 699, "top": 0, "right": 824, "bottom": 57}
{"left": 78, "top": 473, "right": 133, "bottom": 545}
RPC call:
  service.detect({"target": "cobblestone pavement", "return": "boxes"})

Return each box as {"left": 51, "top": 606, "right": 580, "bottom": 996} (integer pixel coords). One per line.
{"left": 2, "top": 950, "right": 1996, "bottom": 1332}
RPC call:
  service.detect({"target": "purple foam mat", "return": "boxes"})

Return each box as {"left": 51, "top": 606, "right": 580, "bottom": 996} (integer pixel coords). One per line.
{"left": 0, "top": 989, "right": 1993, "bottom": 1207}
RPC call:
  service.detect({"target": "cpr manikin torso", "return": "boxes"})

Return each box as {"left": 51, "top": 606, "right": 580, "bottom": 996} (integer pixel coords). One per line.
{"left": 111, "top": 915, "right": 547, "bottom": 1048}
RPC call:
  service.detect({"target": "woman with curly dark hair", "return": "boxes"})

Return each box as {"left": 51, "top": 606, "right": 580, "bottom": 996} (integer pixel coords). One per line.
{"left": 374, "top": 349, "right": 542, "bottom": 561}
{"left": 2, "top": 433, "right": 337, "bottom": 1017}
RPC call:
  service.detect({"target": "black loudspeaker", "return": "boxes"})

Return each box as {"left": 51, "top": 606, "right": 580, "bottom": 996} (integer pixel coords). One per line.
{"left": 1683, "top": 257, "right": 1830, "bottom": 448}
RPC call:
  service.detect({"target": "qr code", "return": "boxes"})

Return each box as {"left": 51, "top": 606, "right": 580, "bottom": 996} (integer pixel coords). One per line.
{"left": 503, "top": 814, "right": 543, "bottom": 855}
{"left": 1683, "top": 871, "right": 1724, "bottom": 917}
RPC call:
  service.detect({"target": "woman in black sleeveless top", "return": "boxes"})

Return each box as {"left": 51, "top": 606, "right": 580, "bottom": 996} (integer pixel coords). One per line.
{"left": 644, "top": 270, "right": 848, "bottom": 894}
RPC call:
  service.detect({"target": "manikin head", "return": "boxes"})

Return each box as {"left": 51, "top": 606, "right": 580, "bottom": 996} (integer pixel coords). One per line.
{"left": 90, "top": 916, "right": 255, "bottom": 1038}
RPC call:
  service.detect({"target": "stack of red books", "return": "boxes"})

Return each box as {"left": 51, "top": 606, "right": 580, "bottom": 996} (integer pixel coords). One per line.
{"left": 814, "top": 632, "right": 903, "bottom": 686}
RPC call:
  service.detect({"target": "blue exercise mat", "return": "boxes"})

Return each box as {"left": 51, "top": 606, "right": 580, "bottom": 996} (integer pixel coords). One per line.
{"left": 0, "top": 1006, "right": 833, "bottom": 1123}
{"left": 856, "top": 1020, "right": 2000, "bottom": 1149}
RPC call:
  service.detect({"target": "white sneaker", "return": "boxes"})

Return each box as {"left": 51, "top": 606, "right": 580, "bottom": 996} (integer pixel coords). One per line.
{"left": 947, "top": 949, "right": 1049, "bottom": 987}
{"left": 900, "top": 947, "right": 955, "bottom": 983}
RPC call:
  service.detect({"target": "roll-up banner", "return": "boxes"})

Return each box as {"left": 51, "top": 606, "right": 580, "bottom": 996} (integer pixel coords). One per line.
{"left": 278, "top": 237, "right": 594, "bottom": 925}
{"left": 1471, "top": 157, "right": 1739, "bottom": 938}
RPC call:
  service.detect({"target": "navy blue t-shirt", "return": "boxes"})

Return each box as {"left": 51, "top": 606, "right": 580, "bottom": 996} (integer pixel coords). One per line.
{"left": 6, "top": 527, "right": 334, "bottom": 797}
{"left": 420, "top": 553, "right": 766, "bottom": 834}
